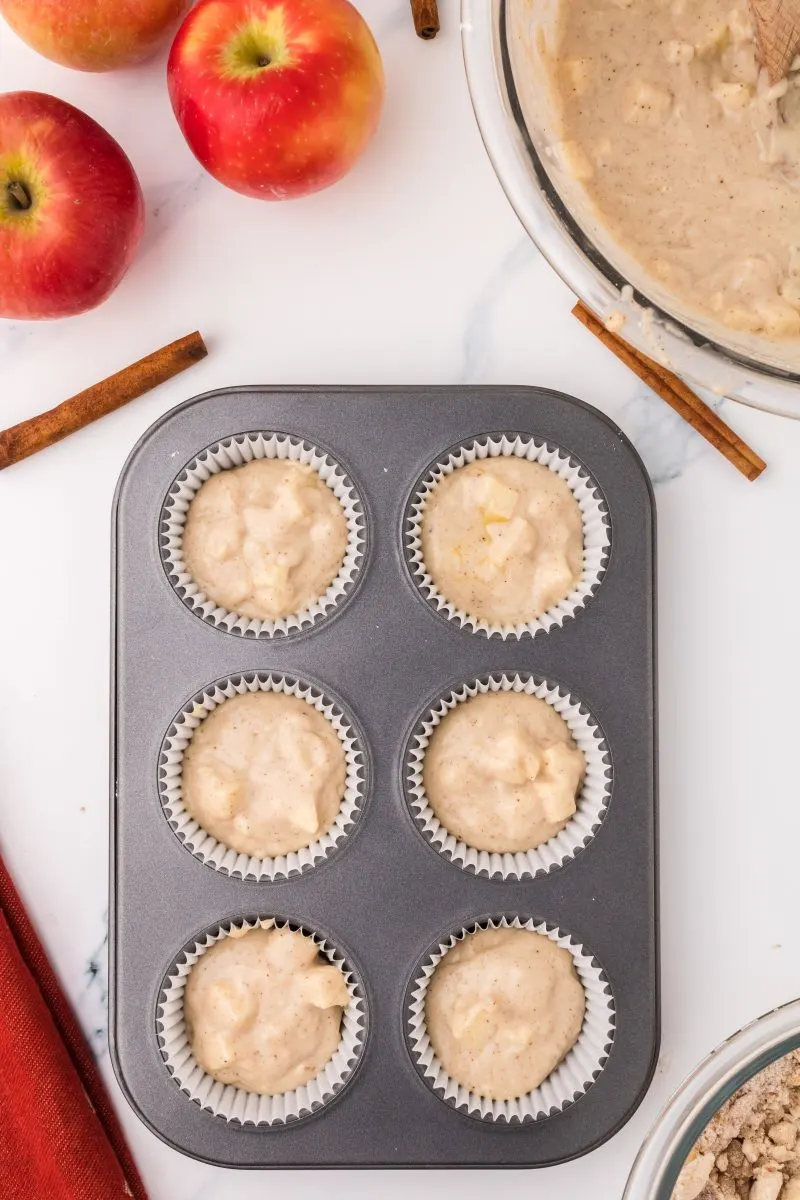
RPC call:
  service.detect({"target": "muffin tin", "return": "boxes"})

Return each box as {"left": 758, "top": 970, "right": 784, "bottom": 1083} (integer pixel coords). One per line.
{"left": 110, "top": 385, "right": 658, "bottom": 1168}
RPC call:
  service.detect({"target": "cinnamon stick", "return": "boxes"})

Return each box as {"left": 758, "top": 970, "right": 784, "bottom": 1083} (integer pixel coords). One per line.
{"left": 572, "top": 303, "right": 766, "bottom": 482}
{"left": 411, "top": 0, "right": 440, "bottom": 39}
{"left": 0, "top": 331, "right": 208, "bottom": 471}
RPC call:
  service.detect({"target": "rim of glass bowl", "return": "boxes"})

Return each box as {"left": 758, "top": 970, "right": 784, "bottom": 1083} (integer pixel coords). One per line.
{"left": 461, "top": 0, "right": 800, "bottom": 419}
{"left": 623, "top": 997, "right": 800, "bottom": 1199}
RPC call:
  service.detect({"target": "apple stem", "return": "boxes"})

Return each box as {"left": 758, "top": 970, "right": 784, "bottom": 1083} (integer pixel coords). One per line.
{"left": 7, "top": 181, "right": 32, "bottom": 212}
{"left": 256, "top": 54, "right": 271, "bottom": 67}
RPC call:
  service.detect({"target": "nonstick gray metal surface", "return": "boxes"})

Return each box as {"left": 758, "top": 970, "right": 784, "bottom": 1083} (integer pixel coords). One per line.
{"left": 110, "top": 385, "right": 658, "bottom": 1168}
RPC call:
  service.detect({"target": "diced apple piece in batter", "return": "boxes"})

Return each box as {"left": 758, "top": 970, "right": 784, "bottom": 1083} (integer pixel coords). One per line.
{"left": 563, "top": 57, "right": 592, "bottom": 95}
{"left": 481, "top": 729, "right": 542, "bottom": 786}
{"left": 754, "top": 296, "right": 800, "bottom": 337}
{"left": 485, "top": 516, "right": 536, "bottom": 563}
{"left": 624, "top": 81, "right": 673, "bottom": 127}
{"left": 447, "top": 998, "right": 495, "bottom": 1043}
{"left": 283, "top": 787, "right": 322, "bottom": 835}
{"left": 293, "top": 730, "right": 334, "bottom": 774}
{"left": 555, "top": 139, "right": 595, "bottom": 181}
{"left": 245, "top": 548, "right": 291, "bottom": 602}
{"left": 205, "top": 978, "right": 257, "bottom": 1028}
{"left": 535, "top": 555, "right": 577, "bottom": 608}
{"left": 242, "top": 505, "right": 280, "bottom": 544}
{"left": 270, "top": 481, "right": 308, "bottom": 524}
{"left": 465, "top": 472, "right": 519, "bottom": 521}
{"left": 664, "top": 40, "right": 695, "bottom": 66}
{"left": 201, "top": 515, "right": 241, "bottom": 561}
{"left": 195, "top": 763, "right": 242, "bottom": 820}
{"left": 538, "top": 743, "right": 583, "bottom": 823}
{"left": 694, "top": 19, "right": 730, "bottom": 57}
{"left": 302, "top": 965, "right": 350, "bottom": 1010}
{"left": 712, "top": 81, "right": 752, "bottom": 116}
{"left": 200, "top": 1031, "right": 238, "bottom": 1071}
{"left": 728, "top": 6, "right": 754, "bottom": 44}
{"left": 309, "top": 512, "right": 340, "bottom": 543}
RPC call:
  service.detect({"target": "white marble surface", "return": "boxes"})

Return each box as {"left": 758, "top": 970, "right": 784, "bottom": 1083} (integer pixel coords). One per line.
{"left": 2, "top": 3, "right": 800, "bottom": 1196}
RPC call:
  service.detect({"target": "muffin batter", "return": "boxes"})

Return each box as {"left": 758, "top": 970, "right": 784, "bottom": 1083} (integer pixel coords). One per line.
{"left": 425, "top": 927, "right": 585, "bottom": 1100}
{"left": 185, "top": 925, "right": 350, "bottom": 1096}
{"left": 182, "top": 691, "right": 347, "bottom": 858}
{"left": 554, "top": 1, "right": 800, "bottom": 339}
{"left": 183, "top": 458, "right": 348, "bottom": 621}
{"left": 421, "top": 458, "right": 583, "bottom": 625}
{"left": 423, "top": 691, "right": 585, "bottom": 853}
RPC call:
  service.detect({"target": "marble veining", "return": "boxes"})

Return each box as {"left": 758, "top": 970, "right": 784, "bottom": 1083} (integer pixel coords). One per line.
{"left": 83, "top": 917, "right": 110, "bottom": 1057}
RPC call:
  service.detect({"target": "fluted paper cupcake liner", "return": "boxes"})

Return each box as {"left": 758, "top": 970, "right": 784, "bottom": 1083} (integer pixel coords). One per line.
{"left": 160, "top": 433, "right": 366, "bottom": 638}
{"left": 157, "top": 917, "right": 367, "bottom": 1126}
{"left": 406, "top": 915, "right": 615, "bottom": 1124}
{"left": 404, "top": 672, "right": 611, "bottom": 881}
{"left": 159, "top": 672, "right": 367, "bottom": 881}
{"left": 404, "top": 434, "right": 610, "bottom": 639}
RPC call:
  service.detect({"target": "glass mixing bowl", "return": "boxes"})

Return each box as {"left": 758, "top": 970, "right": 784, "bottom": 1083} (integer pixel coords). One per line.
{"left": 624, "top": 998, "right": 800, "bottom": 1197}
{"left": 462, "top": 0, "right": 800, "bottom": 417}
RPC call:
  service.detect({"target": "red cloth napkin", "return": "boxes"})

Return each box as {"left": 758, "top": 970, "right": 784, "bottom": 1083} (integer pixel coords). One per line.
{"left": 0, "top": 854, "right": 147, "bottom": 1199}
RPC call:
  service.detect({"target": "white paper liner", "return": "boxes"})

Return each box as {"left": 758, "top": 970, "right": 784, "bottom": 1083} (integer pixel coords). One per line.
{"left": 407, "top": 915, "right": 615, "bottom": 1124}
{"left": 405, "top": 673, "right": 611, "bottom": 881}
{"left": 157, "top": 917, "right": 367, "bottom": 1126}
{"left": 160, "top": 433, "right": 366, "bottom": 638}
{"left": 159, "top": 672, "right": 367, "bottom": 881}
{"left": 405, "top": 435, "right": 610, "bottom": 639}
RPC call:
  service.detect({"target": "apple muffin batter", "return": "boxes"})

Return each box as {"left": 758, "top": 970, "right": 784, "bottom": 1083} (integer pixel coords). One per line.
{"left": 420, "top": 458, "right": 583, "bottom": 626}
{"left": 185, "top": 925, "right": 350, "bottom": 1096}
{"left": 425, "top": 927, "right": 586, "bottom": 1100}
{"left": 182, "top": 691, "right": 347, "bottom": 858}
{"left": 183, "top": 458, "right": 348, "bottom": 621}
{"left": 422, "top": 691, "right": 585, "bottom": 853}
{"left": 554, "top": 1, "right": 800, "bottom": 338}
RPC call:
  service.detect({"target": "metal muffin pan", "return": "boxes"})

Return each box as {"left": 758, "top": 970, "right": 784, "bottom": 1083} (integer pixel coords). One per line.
{"left": 110, "top": 385, "right": 658, "bottom": 1168}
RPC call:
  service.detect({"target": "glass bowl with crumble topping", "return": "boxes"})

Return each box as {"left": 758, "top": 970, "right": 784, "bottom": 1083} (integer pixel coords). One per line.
{"left": 625, "top": 999, "right": 800, "bottom": 1200}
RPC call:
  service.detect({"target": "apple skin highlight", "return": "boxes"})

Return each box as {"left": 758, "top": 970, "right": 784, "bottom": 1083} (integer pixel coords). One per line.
{"left": 168, "top": 0, "right": 385, "bottom": 200}
{"left": 0, "top": 92, "right": 145, "bottom": 320}
{"left": 0, "top": 0, "right": 192, "bottom": 72}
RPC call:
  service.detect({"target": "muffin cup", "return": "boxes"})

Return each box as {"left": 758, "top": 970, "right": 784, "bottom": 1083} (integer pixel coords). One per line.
{"left": 404, "top": 672, "right": 611, "bottom": 881}
{"left": 157, "top": 917, "right": 367, "bottom": 1126}
{"left": 404, "top": 434, "right": 610, "bottom": 639}
{"left": 160, "top": 432, "right": 367, "bottom": 638}
{"left": 159, "top": 672, "right": 368, "bottom": 881}
{"left": 406, "top": 915, "right": 615, "bottom": 1124}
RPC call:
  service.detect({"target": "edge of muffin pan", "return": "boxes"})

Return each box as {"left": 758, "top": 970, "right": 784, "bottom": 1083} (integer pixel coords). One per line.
{"left": 402, "top": 432, "right": 612, "bottom": 640}
{"left": 402, "top": 670, "right": 612, "bottom": 882}
{"left": 158, "top": 670, "right": 371, "bottom": 883}
{"left": 159, "top": 431, "right": 369, "bottom": 640}
{"left": 149, "top": 422, "right": 620, "bottom": 1133}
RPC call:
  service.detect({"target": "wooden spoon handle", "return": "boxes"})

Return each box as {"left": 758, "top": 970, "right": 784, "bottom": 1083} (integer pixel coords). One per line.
{"left": 750, "top": 0, "right": 800, "bottom": 82}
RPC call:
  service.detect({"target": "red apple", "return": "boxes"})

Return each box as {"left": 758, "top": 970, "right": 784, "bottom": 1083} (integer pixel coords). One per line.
{"left": 168, "top": 0, "right": 385, "bottom": 200}
{"left": 0, "top": 92, "right": 144, "bottom": 320}
{"left": 0, "top": 0, "right": 192, "bottom": 72}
